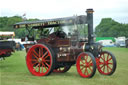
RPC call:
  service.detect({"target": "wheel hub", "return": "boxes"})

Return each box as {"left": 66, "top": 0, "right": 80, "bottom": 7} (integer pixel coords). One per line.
{"left": 104, "top": 61, "right": 108, "bottom": 65}
{"left": 38, "top": 58, "right": 42, "bottom": 63}
{"left": 85, "top": 63, "right": 89, "bottom": 67}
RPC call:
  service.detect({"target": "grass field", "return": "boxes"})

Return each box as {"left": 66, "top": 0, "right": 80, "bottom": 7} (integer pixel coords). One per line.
{"left": 0, "top": 47, "right": 128, "bottom": 85}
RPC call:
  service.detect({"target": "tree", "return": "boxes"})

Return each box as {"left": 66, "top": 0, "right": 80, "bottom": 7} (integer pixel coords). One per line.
{"left": 0, "top": 16, "right": 39, "bottom": 38}
{"left": 95, "top": 18, "right": 128, "bottom": 37}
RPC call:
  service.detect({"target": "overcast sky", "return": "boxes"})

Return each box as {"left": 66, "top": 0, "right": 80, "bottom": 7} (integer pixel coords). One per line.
{"left": 0, "top": 0, "right": 128, "bottom": 27}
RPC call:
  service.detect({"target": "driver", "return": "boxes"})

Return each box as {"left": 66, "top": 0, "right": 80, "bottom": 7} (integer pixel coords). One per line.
{"left": 48, "top": 30, "right": 67, "bottom": 39}
{"left": 55, "top": 30, "right": 67, "bottom": 38}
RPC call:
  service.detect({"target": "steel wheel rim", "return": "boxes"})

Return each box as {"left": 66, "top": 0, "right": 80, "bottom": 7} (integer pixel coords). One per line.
{"left": 26, "top": 44, "right": 52, "bottom": 76}
{"left": 76, "top": 53, "right": 94, "bottom": 78}
{"left": 97, "top": 52, "right": 113, "bottom": 75}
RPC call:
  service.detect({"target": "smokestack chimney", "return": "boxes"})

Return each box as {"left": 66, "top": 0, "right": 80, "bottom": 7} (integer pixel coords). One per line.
{"left": 86, "top": 9, "right": 94, "bottom": 44}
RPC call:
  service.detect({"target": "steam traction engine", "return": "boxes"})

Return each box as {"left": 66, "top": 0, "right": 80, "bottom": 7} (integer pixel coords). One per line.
{"left": 14, "top": 9, "right": 116, "bottom": 78}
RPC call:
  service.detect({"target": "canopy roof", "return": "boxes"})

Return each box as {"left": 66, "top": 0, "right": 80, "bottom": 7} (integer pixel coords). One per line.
{"left": 14, "top": 15, "right": 87, "bottom": 29}
{"left": 0, "top": 32, "right": 15, "bottom": 36}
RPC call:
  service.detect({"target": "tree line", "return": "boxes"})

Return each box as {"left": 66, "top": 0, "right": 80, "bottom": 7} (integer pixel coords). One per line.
{"left": 95, "top": 18, "right": 128, "bottom": 37}
{"left": 0, "top": 16, "right": 38, "bottom": 38}
{"left": 0, "top": 16, "right": 128, "bottom": 38}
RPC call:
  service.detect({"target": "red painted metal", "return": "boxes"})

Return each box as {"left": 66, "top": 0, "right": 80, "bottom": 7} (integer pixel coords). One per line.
{"left": 96, "top": 51, "right": 114, "bottom": 75}
{"left": 76, "top": 52, "right": 96, "bottom": 78}
{"left": 0, "top": 49, "right": 13, "bottom": 55}
{"left": 26, "top": 44, "right": 53, "bottom": 76}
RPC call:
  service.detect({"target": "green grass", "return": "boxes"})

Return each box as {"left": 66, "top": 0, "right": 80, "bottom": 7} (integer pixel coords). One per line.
{"left": 0, "top": 47, "right": 128, "bottom": 85}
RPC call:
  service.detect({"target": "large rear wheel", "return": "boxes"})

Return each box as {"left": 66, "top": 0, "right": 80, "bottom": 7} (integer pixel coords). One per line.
{"left": 76, "top": 52, "right": 96, "bottom": 78}
{"left": 26, "top": 44, "right": 55, "bottom": 76}
{"left": 96, "top": 51, "right": 116, "bottom": 75}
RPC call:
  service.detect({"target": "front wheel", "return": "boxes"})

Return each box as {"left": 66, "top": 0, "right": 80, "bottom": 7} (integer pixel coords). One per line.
{"left": 96, "top": 51, "right": 117, "bottom": 75}
{"left": 76, "top": 52, "right": 96, "bottom": 78}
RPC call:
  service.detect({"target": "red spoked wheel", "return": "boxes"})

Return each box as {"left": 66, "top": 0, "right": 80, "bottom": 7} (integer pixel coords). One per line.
{"left": 76, "top": 52, "right": 96, "bottom": 78}
{"left": 53, "top": 66, "right": 71, "bottom": 73}
{"left": 26, "top": 44, "right": 55, "bottom": 76}
{"left": 96, "top": 51, "right": 116, "bottom": 75}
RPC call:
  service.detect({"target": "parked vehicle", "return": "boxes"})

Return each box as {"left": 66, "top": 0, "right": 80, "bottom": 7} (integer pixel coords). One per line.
{"left": 14, "top": 9, "right": 117, "bottom": 78}
{"left": 115, "top": 37, "right": 126, "bottom": 47}
{"left": 97, "top": 40, "right": 115, "bottom": 47}
{"left": 126, "top": 39, "right": 128, "bottom": 48}
{"left": 0, "top": 32, "right": 16, "bottom": 60}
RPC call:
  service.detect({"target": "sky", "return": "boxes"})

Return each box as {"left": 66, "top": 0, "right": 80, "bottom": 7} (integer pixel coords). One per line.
{"left": 0, "top": 0, "right": 128, "bottom": 27}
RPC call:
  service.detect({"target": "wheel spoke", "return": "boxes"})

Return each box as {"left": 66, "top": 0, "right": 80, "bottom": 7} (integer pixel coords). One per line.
{"left": 40, "top": 47, "right": 44, "bottom": 57}
{"left": 88, "top": 59, "right": 93, "bottom": 66}
{"left": 103, "top": 65, "right": 105, "bottom": 72}
{"left": 31, "top": 59, "right": 38, "bottom": 62}
{"left": 85, "top": 56, "right": 88, "bottom": 63}
{"left": 32, "top": 61, "right": 38, "bottom": 66}
{"left": 107, "top": 65, "right": 112, "bottom": 71}
{"left": 88, "top": 59, "right": 92, "bottom": 64}
{"left": 33, "top": 49, "right": 39, "bottom": 57}
{"left": 41, "top": 66, "right": 43, "bottom": 73}
{"left": 45, "top": 60, "right": 50, "bottom": 62}
{"left": 38, "top": 64, "right": 41, "bottom": 72}
{"left": 100, "top": 56, "right": 105, "bottom": 61}
{"left": 107, "top": 65, "right": 109, "bottom": 73}
{"left": 42, "top": 51, "right": 48, "bottom": 59}
{"left": 43, "top": 60, "right": 50, "bottom": 68}
{"left": 39, "top": 48, "right": 41, "bottom": 58}
{"left": 103, "top": 54, "right": 105, "bottom": 61}
{"left": 86, "top": 68, "right": 89, "bottom": 75}
{"left": 34, "top": 64, "right": 39, "bottom": 71}
{"left": 80, "top": 65, "right": 85, "bottom": 71}
{"left": 108, "top": 62, "right": 113, "bottom": 65}
{"left": 80, "top": 64, "right": 85, "bottom": 67}
{"left": 32, "top": 52, "right": 39, "bottom": 59}
{"left": 100, "top": 64, "right": 104, "bottom": 69}
{"left": 88, "top": 66, "right": 93, "bottom": 72}
{"left": 108, "top": 57, "right": 112, "bottom": 61}
{"left": 80, "top": 59, "right": 85, "bottom": 64}
{"left": 89, "top": 63, "right": 93, "bottom": 66}
{"left": 84, "top": 67, "right": 87, "bottom": 75}
{"left": 42, "top": 62, "right": 48, "bottom": 71}
{"left": 99, "top": 61, "right": 104, "bottom": 65}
